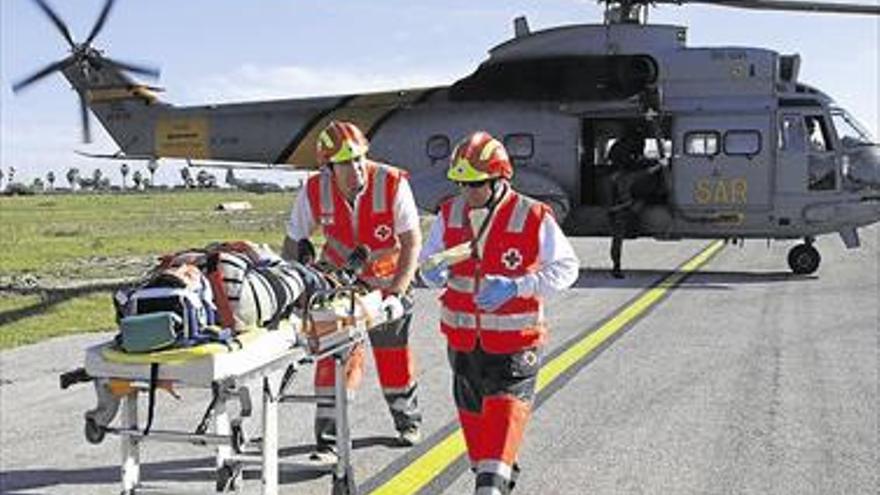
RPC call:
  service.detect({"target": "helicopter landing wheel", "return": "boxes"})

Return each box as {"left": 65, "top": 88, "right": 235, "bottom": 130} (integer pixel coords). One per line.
{"left": 787, "top": 243, "right": 821, "bottom": 275}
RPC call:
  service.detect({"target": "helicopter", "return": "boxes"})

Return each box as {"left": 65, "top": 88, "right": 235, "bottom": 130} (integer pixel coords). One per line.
{"left": 12, "top": 0, "right": 880, "bottom": 275}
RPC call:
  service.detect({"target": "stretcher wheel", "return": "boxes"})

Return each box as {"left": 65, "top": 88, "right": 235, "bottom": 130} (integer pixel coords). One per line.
{"left": 331, "top": 466, "right": 356, "bottom": 495}
{"left": 216, "top": 462, "right": 242, "bottom": 492}
{"left": 84, "top": 417, "right": 105, "bottom": 444}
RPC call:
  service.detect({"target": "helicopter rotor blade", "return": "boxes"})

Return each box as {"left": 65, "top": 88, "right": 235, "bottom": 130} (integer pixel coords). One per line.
{"left": 661, "top": 0, "right": 880, "bottom": 15}
{"left": 12, "top": 57, "right": 72, "bottom": 93}
{"left": 31, "top": 0, "right": 76, "bottom": 48}
{"left": 79, "top": 93, "right": 92, "bottom": 144}
{"left": 103, "top": 56, "right": 161, "bottom": 79}
{"left": 84, "top": 0, "right": 116, "bottom": 46}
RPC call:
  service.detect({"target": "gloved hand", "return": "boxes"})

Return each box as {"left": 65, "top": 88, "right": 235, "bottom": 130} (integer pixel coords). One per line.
{"left": 296, "top": 238, "right": 317, "bottom": 265}
{"left": 380, "top": 293, "right": 406, "bottom": 321}
{"left": 419, "top": 260, "right": 449, "bottom": 288}
{"left": 475, "top": 275, "right": 517, "bottom": 312}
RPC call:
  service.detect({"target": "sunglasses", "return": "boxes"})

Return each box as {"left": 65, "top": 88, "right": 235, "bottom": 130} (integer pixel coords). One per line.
{"left": 456, "top": 180, "right": 490, "bottom": 189}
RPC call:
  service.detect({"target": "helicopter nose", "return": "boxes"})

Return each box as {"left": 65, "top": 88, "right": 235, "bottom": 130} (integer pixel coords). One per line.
{"left": 843, "top": 145, "right": 880, "bottom": 190}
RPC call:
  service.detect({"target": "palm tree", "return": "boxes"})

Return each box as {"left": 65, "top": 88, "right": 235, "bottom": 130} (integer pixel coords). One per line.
{"left": 66, "top": 167, "right": 80, "bottom": 191}
{"left": 147, "top": 161, "right": 158, "bottom": 186}
{"left": 46, "top": 171, "right": 56, "bottom": 191}
{"left": 197, "top": 170, "right": 216, "bottom": 188}
{"left": 88, "top": 168, "right": 103, "bottom": 191}
{"left": 180, "top": 167, "right": 193, "bottom": 188}
{"left": 132, "top": 170, "right": 143, "bottom": 190}
{"left": 120, "top": 163, "right": 130, "bottom": 189}
{"left": 8, "top": 167, "right": 16, "bottom": 184}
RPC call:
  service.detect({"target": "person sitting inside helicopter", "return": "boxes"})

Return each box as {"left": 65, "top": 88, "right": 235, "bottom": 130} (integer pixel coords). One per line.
{"left": 606, "top": 129, "right": 662, "bottom": 278}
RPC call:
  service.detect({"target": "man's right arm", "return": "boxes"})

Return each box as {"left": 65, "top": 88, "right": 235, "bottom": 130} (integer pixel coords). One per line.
{"left": 418, "top": 216, "right": 446, "bottom": 264}
{"left": 282, "top": 187, "right": 316, "bottom": 262}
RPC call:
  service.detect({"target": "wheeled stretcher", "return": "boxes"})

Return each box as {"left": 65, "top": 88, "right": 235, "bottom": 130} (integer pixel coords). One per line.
{"left": 64, "top": 285, "right": 385, "bottom": 495}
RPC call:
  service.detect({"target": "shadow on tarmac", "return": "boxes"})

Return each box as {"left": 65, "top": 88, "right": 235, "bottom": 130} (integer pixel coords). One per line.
{"left": 0, "top": 435, "right": 405, "bottom": 493}
{"left": 0, "top": 281, "right": 127, "bottom": 327}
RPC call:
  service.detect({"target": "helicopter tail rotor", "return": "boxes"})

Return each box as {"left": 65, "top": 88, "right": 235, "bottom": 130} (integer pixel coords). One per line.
{"left": 12, "top": 0, "right": 160, "bottom": 143}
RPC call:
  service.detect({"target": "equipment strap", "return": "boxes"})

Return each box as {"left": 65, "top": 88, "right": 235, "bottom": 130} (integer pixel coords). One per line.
{"left": 144, "top": 362, "right": 160, "bottom": 436}
{"left": 195, "top": 382, "right": 222, "bottom": 436}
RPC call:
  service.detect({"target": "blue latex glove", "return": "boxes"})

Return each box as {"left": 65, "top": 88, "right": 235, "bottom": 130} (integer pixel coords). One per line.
{"left": 419, "top": 261, "right": 449, "bottom": 288}
{"left": 475, "top": 275, "right": 517, "bottom": 312}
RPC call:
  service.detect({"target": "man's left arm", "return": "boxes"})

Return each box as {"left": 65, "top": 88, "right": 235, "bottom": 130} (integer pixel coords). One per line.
{"left": 514, "top": 214, "right": 580, "bottom": 298}
{"left": 476, "top": 213, "right": 579, "bottom": 312}
{"left": 388, "top": 177, "right": 422, "bottom": 295}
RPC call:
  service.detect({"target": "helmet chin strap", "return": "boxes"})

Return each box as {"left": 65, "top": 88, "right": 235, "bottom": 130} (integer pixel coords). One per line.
{"left": 479, "top": 179, "right": 505, "bottom": 209}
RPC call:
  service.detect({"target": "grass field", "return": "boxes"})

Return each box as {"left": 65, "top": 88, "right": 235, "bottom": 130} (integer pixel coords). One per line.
{"left": 0, "top": 190, "right": 296, "bottom": 348}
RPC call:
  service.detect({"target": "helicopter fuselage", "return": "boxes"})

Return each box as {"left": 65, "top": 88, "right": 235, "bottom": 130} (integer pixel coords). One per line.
{"left": 60, "top": 22, "right": 880, "bottom": 256}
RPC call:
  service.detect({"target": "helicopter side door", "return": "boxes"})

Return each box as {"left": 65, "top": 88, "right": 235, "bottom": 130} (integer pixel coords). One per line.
{"left": 672, "top": 114, "right": 772, "bottom": 213}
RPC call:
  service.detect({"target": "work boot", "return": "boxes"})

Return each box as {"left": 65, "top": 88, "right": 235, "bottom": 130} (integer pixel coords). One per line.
{"left": 309, "top": 444, "right": 338, "bottom": 464}
{"left": 611, "top": 267, "right": 624, "bottom": 279}
{"left": 397, "top": 425, "right": 422, "bottom": 446}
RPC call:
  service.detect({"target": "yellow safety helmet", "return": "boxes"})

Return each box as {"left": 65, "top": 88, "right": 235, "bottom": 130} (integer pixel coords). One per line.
{"left": 316, "top": 120, "right": 369, "bottom": 165}
{"left": 447, "top": 131, "right": 513, "bottom": 182}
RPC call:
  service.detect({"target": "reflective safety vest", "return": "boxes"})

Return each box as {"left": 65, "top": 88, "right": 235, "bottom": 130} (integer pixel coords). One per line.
{"left": 439, "top": 188, "right": 550, "bottom": 353}
{"left": 306, "top": 160, "right": 404, "bottom": 290}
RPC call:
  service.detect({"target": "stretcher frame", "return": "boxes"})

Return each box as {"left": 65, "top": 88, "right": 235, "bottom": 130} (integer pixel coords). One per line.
{"left": 79, "top": 304, "right": 370, "bottom": 495}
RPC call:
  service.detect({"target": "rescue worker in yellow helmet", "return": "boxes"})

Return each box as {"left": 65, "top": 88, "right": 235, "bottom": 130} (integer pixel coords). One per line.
{"left": 418, "top": 131, "right": 579, "bottom": 494}
{"left": 281, "top": 120, "right": 423, "bottom": 462}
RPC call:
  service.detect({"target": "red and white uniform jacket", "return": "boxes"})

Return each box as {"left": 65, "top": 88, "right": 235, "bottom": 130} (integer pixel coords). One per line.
{"left": 426, "top": 187, "right": 579, "bottom": 353}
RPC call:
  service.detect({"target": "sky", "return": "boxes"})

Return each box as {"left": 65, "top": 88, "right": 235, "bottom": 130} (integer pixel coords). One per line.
{"left": 1, "top": 0, "right": 878, "bottom": 187}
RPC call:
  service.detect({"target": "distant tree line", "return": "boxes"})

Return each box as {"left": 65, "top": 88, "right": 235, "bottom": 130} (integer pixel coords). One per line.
{"left": 0, "top": 163, "right": 223, "bottom": 196}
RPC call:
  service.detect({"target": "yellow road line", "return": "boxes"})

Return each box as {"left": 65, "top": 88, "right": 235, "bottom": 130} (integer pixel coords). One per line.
{"left": 370, "top": 240, "right": 725, "bottom": 495}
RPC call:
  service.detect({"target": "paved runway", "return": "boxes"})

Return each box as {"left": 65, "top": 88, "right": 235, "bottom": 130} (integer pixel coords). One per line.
{"left": 1, "top": 225, "right": 877, "bottom": 495}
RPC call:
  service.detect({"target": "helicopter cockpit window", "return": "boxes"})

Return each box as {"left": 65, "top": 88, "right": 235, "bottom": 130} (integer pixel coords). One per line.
{"left": 804, "top": 115, "right": 837, "bottom": 191}
{"left": 426, "top": 134, "right": 451, "bottom": 162}
{"left": 779, "top": 115, "right": 806, "bottom": 151}
{"left": 504, "top": 134, "right": 534, "bottom": 160}
{"left": 684, "top": 131, "right": 720, "bottom": 156}
{"left": 804, "top": 116, "right": 832, "bottom": 152}
{"left": 830, "top": 109, "right": 874, "bottom": 147}
{"left": 723, "top": 130, "right": 761, "bottom": 157}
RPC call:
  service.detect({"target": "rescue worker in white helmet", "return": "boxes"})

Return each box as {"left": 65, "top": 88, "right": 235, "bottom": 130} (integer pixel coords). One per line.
{"left": 418, "top": 131, "right": 579, "bottom": 494}
{"left": 281, "top": 120, "right": 423, "bottom": 462}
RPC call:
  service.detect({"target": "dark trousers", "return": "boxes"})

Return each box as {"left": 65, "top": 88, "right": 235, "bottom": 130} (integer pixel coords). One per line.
{"left": 448, "top": 345, "right": 541, "bottom": 493}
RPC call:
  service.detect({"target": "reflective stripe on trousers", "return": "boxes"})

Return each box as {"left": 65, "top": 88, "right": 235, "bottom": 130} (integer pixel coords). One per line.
{"left": 314, "top": 312, "right": 421, "bottom": 446}
{"left": 448, "top": 346, "right": 539, "bottom": 492}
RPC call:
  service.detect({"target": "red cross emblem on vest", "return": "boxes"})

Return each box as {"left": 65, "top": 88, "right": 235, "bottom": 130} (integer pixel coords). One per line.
{"left": 374, "top": 224, "right": 392, "bottom": 242}
{"left": 501, "top": 247, "right": 523, "bottom": 270}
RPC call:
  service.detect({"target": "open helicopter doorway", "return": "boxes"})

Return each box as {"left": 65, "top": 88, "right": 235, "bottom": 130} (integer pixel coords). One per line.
{"left": 570, "top": 117, "right": 672, "bottom": 236}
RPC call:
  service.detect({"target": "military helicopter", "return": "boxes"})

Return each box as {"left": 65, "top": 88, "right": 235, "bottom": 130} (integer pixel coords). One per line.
{"left": 12, "top": 0, "right": 880, "bottom": 274}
